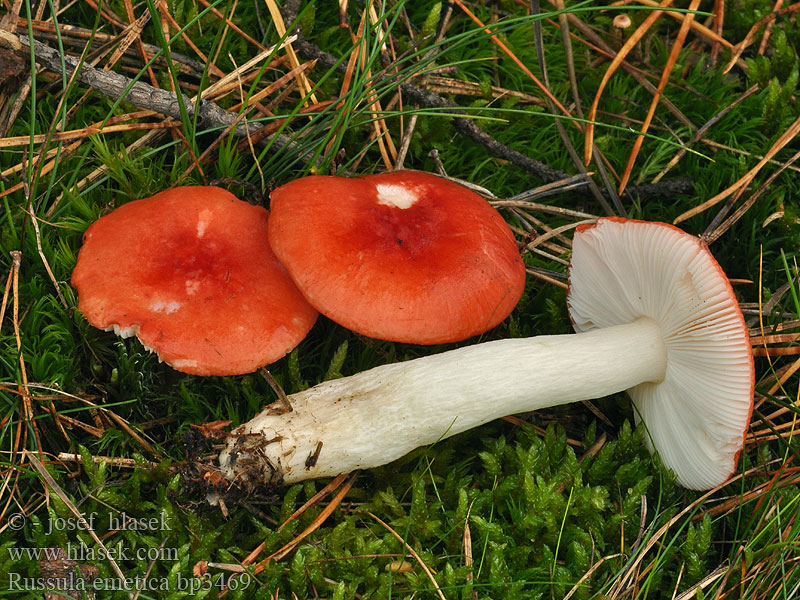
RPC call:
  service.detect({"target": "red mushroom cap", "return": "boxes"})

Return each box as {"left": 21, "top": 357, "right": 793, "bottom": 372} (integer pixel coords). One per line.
{"left": 72, "top": 186, "right": 318, "bottom": 376}
{"left": 268, "top": 171, "right": 525, "bottom": 344}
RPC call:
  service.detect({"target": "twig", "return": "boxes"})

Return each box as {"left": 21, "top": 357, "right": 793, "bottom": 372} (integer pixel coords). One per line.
{"left": 258, "top": 367, "right": 292, "bottom": 414}
{"left": 57, "top": 452, "right": 153, "bottom": 468}
{"left": 19, "top": 35, "right": 312, "bottom": 160}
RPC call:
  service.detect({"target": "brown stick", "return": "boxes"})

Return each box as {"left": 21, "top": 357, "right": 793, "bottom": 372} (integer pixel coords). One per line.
{"left": 19, "top": 35, "right": 312, "bottom": 161}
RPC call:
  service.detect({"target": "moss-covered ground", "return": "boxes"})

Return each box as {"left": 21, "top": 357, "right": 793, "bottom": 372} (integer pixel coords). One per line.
{"left": 1, "top": 1, "right": 799, "bottom": 598}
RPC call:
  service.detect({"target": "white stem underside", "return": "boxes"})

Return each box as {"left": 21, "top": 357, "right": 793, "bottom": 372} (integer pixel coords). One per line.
{"left": 220, "top": 318, "right": 666, "bottom": 484}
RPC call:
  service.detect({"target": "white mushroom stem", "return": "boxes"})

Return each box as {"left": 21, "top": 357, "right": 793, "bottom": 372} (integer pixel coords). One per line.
{"left": 219, "top": 317, "right": 667, "bottom": 485}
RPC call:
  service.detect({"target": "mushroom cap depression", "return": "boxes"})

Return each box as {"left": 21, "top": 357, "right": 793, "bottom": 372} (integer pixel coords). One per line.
{"left": 72, "top": 186, "right": 318, "bottom": 376}
{"left": 268, "top": 171, "right": 526, "bottom": 344}
{"left": 567, "top": 218, "right": 754, "bottom": 490}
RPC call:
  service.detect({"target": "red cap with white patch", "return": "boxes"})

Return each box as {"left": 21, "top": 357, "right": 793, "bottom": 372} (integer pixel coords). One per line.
{"left": 72, "top": 186, "right": 318, "bottom": 376}
{"left": 268, "top": 171, "right": 526, "bottom": 344}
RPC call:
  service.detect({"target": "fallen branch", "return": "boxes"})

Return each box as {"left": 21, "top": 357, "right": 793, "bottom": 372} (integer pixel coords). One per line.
{"left": 20, "top": 30, "right": 691, "bottom": 202}
{"left": 19, "top": 35, "right": 310, "bottom": 160}
{"left": 279, "top": 3, "right": 694, "bottom": 202}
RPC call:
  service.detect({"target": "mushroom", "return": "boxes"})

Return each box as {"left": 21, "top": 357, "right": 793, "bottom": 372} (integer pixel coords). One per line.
{"left": 72, "top": 186, "right": 318, "bottom": 376}
{"left": 218, "top": 218, "right": 754, "bottom": 490}
{"left": 267, "top": 170, "right": 526, "bottom": 344}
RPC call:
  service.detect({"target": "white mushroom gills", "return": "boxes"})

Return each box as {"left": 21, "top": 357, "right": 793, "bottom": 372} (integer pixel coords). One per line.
{"left": 218, "top": 219, "right": 753, "bottom": 491}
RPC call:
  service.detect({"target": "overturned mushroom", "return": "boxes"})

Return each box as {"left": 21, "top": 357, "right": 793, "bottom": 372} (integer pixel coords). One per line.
{"left": 218, "top": 218, "right": 754, "bottom": 490}
{"left": 72, "top": 186, "right": 318, "bottom": 376}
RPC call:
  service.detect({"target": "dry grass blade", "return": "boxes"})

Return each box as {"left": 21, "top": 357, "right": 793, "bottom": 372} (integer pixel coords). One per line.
{"left": 673, "top": 564, "right": 729, "bottom": 600}
{"left": 102, "top": 410, "right": 160, "bottom": 459}
{"left": 710, "top": 0, "right": 725, "bottom": 62}
{"left": 492, "top": 199, "right": 596, "bottom": 220}
{"left": 722, "top": 1, "right": 800, "bottom": 74}
{"left": 25, "top": 451, "right": 134, "bottom": 600}
{"left": 230, "top": 60, "right": 315, "bottom": 112}
{"left": 0, "top": 120, "right": 181, "bottom": 148}
{"left": 585, "top": 0, "right": 674, "bottom": 165}
{"left": 564, "top": 553, "right": 623, "bottom": 600}
{"left": 703, "top": 148, "right": 800, "bottom": 243}
{"left": 629, "top": 0, "right": 733, "bottom": 49}
{"left": 526, "top": 218, "right": 594, "bottom": 249}
{"left": 606, "top": 473, "right": 747, "bottom": 598}
{"left": 50, "top": 412, "right": 102, "bottom": 437}
{"left": 652, "top": 85, "right": 759, "bottom": 183}
{"left": 748, "top": 419, "right": 798, "bottom": 444}
{"left": 109, "top": 6, "right": 156, "bottom": 83}
{"left": 618, "top": 0, "right": 700, "bottom": 194}
{"left": 265, "top": 0, "right": 317, "bottom": 105}
{"left": 427, "top": 76, "right": 545, "bottom": 105}
{"left": 0, "top": 259, "right": 13, "bottom": 333}
{"left": 525, "top": 266, "right": 569, "bottom": 289}
{"left": 700, "top": 140, "right": 800, "bottom": 173}
{"left": 453, "top": 0, "right": 575, "bottom": 126}
{"left": 363, "top": 510, "right": 447, "bottom": 600}
{"left": 238, "top": 473, "right": 349, "bottom": 570}
{"left": 249, "top": 472, "right": 357, "bottom": 576}
{"left": 8, "top": 250, "right": 42, "bottom": 461}
{"left": 347, "top": 6, "right": 396, "bottom": 169}
{"left": 463, "top": 502, "right": 476, "bottom": 600}
{"left": 25, "top": 196, "right": 76, "bottom": 311}
{"left": 674, "top": 112, "right": 800, "bottom": 224}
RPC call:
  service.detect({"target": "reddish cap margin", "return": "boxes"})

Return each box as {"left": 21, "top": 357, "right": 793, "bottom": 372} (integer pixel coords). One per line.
{"left": 568, "top": 217, "right": 754, "bottom": 489}
{"left": 268, "top": 171, "right": 526, "bottom": 344}
{"left": 72, "top": 186, "right": 318, "bottom": 376}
